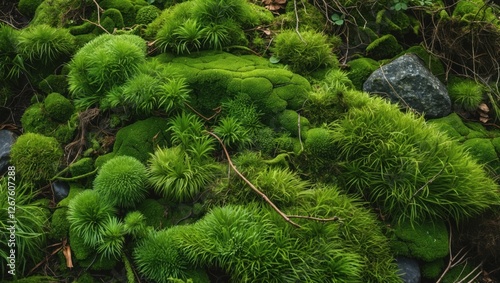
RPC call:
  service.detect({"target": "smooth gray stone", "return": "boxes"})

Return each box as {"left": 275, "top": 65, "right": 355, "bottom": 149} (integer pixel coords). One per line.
{"left": 396, "top": 256, "right": 421, "bottom": 283}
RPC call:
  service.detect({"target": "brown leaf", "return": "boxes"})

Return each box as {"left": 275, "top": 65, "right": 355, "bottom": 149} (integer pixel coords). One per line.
{"left": 63, "top": 245, "right": 73, "bottom": 268}
{"left": 479, "top": 116, "right": 489, "bottom": 123}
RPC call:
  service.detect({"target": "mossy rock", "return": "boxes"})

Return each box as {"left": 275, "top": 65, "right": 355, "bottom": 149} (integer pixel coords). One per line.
{"left": 421, "top": 258, "right": 445, "bottom": 279}
{"left": 38, "top": 74, "right": 68, "bottom": 95}
{"left": 462, "top": 138, "right": 500, "bottom": 173}
{"left": 136, "top": 5, "right": 161, "bottom": 24}
{"left": 100, "top": 0, "right": 148, "bottom": 26}
{"left": 112, "top": 117, "right": 170, "bottom": 163}
{"left": 69, "top": 157, "right": 95, "bottom": 177}
{"left": 347, "top": 57, "right": 380, "bottom": 90}
{"left": 428, "top": 112, "right": 470, "bottom": 141}
{"left": 50, "top": 207, "right": 70, "bottom": 240}
{"left": 277, "top": 109, "right": 310, "bottom": 139}
{"left": 366, "top": 34, "right": 403, "bottom": 60}
{"left": 163, "top": 51, "right": 310, "bottom": 120}
{"left": 21, "top": 101, "right": 77, "bottom": 144}
{"left": 44, "top": 92, "right": 74, "bottom": 122}
{"left": 392, "top": 219, "right": 449, "bottom": 262}
{"left": 18, "top": 0, "right": 44, "bottom": 18}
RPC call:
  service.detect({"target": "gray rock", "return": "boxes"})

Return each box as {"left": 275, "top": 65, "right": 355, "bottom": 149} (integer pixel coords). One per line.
{"left": 52, "top": 180, "right": 70, "bottom": 203}
{"left": 396, "top": 256, "right": 421, "bottom": 283}
{"left": 363, "top": 54, "right": 451, "bottom": 118}
{"left": 0, "top": 130, "right": 17, "bottom": 174}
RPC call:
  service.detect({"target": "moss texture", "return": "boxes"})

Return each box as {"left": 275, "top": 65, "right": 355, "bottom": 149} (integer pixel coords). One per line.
{"left": 162, "top": 51, "right": 311, "bottom": 125}
{"left": 365, "top": 34, "right": 403, "bottom": 60}
{"left": 347, "top": 57, "right": 380, "bottom": 90}
{"left": 393, "top": 220, "right": 449, "bottom": 262}
{"left": 43, "top": 92, "right": 74, "bottom": 122}
{"left": 112, "top": 117, "right": 170, "bottom": 163}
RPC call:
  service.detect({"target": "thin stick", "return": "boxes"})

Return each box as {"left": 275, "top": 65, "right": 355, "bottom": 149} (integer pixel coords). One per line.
{"left": 208, "top": 131, "right": 302, "bottom": 228}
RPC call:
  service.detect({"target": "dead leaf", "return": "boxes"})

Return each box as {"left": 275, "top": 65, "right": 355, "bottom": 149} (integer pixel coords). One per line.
{"left": 63, "top": 245, "right": 73, "bottom": 268}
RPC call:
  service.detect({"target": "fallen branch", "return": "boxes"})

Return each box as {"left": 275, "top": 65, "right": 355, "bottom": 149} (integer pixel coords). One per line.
{"left": 208, "top": 131, "right": 342, "bottom": 228}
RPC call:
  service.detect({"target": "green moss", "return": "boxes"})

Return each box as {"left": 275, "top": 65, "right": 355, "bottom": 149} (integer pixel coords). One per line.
{"left": 74, "top": 273, "right": 95, "bottom": 283}
{"left": 102, "top": 8, "right": 124, "bottom": 29}
{"left": 12, "top": 276, "right": 58, "bottom": 283}
{"left": 165, "top": 51, "right": 310, "bottom": 120}
{"left": 69, "top": 228, "right": 93, "bottom": 261}
{"left": 50, "top": 207, "right": 70, "bottom": 240}
{"left": 421, "top": 258, "right": 445, "bottom": 279}
{"left": 44, "top": 92, "right": 74, "bottom": 122}
{"left": 112, "top": 117, "right": 170, "bottom": 163}
{"left": 428, "top": 112, "right": 470, "bottom": 140}
{"left": 274, "top": 1, "right": 326, "bottom": 32}
{"left": 271, "top": 29, "right": 338, "bottom": 74}
{"left": 11, "top": 133, "right": 63, "bottom": 183}
{"left": 100, "top": 0, "right": 146, "bottom": 26}
{"left": 452, "top": 0, "right": 498, "bottom": 24}
{"left": 366, "top": 34, "right": 403, "bottom": 60}
{"left": 57, "top": 183, "right": 85, "bottom": 207}
{"left": 393, "top": 220, "right": 449, "bottom": 262}
{"left": 38, "top": 74, "right": 68, "bottom": 95}
{"left": 304, "top": 128, "right": 334, "bottom": 158}
{"left": 462, "top": 138, "right": 500, "bottom": 172}
{"left": 21, "top": 103, "right": 59, "bottom": 134}
{"left": 95, "top": 152, "right": 116, "bottom": 168}
{"left": 277, "top": 109, "right": 310, "bottom": 138}
{"left": 136, "top": 5, "right": 161, "bottom": 24}
{"left": 69, "top": 157, "right": 95, "bottom": 177}
{"left": 347, "top": 57, "right": 380, "bottom": 90}
{"left": 137, "top": 199, "right": 168, "bottom": 229}
{"left": 68, "top": 21, "right": 94, "bottom": 36}
{"left": 18, "top": 0, "right": 44, "bottom": 17}
{"left": 441, "top": 263, "right": 478, "bottom": 283}
{"left": 31, "top": 0, "right": 81, "bottom": 26}
{"left": 447, "top": 78, "right": 484, "bottom": 111}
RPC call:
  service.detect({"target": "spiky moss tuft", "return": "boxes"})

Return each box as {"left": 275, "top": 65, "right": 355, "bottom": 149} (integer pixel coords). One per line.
{"left": 286, "top": 186, "right": 402, "bottom": 282}
{"left": 365, "top": 34, "right": 403, "bottom": 60}
{"left": 43, "top": 92, "right": 74, "bottom": 122}
{"left": 67, "top": 34, "right": 147, "bottom": 108}
{"left": 133, "top": 227, "right": 194, "bottom": 282}
{"left": 447, "top": 78, "right": 484, "bottom": 111}
{"left": 277, "top": 109, "right": 310, "bottom": 139}
{"left": 10, "top": 133, "right": 62, "bottom": 183}
{"left": 112, "top": 117, "right": 170, "bottom": 163}
{"left": 93, "top": 155, "right": 148, "bottom": 208}
{"left": 330, "top": 90, "right": 500, "bottom": 223}
{"left": 147, "top": 146, "right": 220, "bottom": 203}
{"left": 136, "top": 5, "right": 161, "bottom": 24}
{"left": 67, "top": 189, "right": 116, "bottom": 247}
{"left": 271, "top": 29, "right": 338, "bottom": 74}
{"left": 124, "top": 211, "right": 148, "bottom": 238}
{"left": 0, "top": 180, "right": 49, "bottom": 277}
{"left": 18, "top": 0, "right": 44, "bottom": 18}
{"left": 96, "top": 216, "right": 126, "bottom": 259}
{"left": 176, "top": 204, "right": 370, "bottom": 282}
{"left": 347, "top": 57, "right": 380, "bottom": 90}
{"left": 17, "top": 25, "right": 75, "bottom": 66}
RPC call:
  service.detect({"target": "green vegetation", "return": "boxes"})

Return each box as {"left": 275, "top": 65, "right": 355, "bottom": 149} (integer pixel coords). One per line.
{"left": 4, "top": 1, "right": 500, "bottom": 281}
{"left": 10, "top": 133, "right": 63, "bottom": 184}
{"left": 93, "top": 156, "right": 149, "bottom": 208}
{"left": 271, "top": 29, "right": 339, "bottom": 74}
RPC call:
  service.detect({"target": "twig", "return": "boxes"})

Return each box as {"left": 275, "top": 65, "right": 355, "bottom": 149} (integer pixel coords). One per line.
{"left": 208, "top": 131, "right": 302, "bottom": 228}
{"left": 293, "top": 0, "right": 305, "bottom": 42}
{"left": 81, "top": 0, "right": 110, "bottom": 34}
{"left": 412, "top": 160, "right": 447, "bottom": 198}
